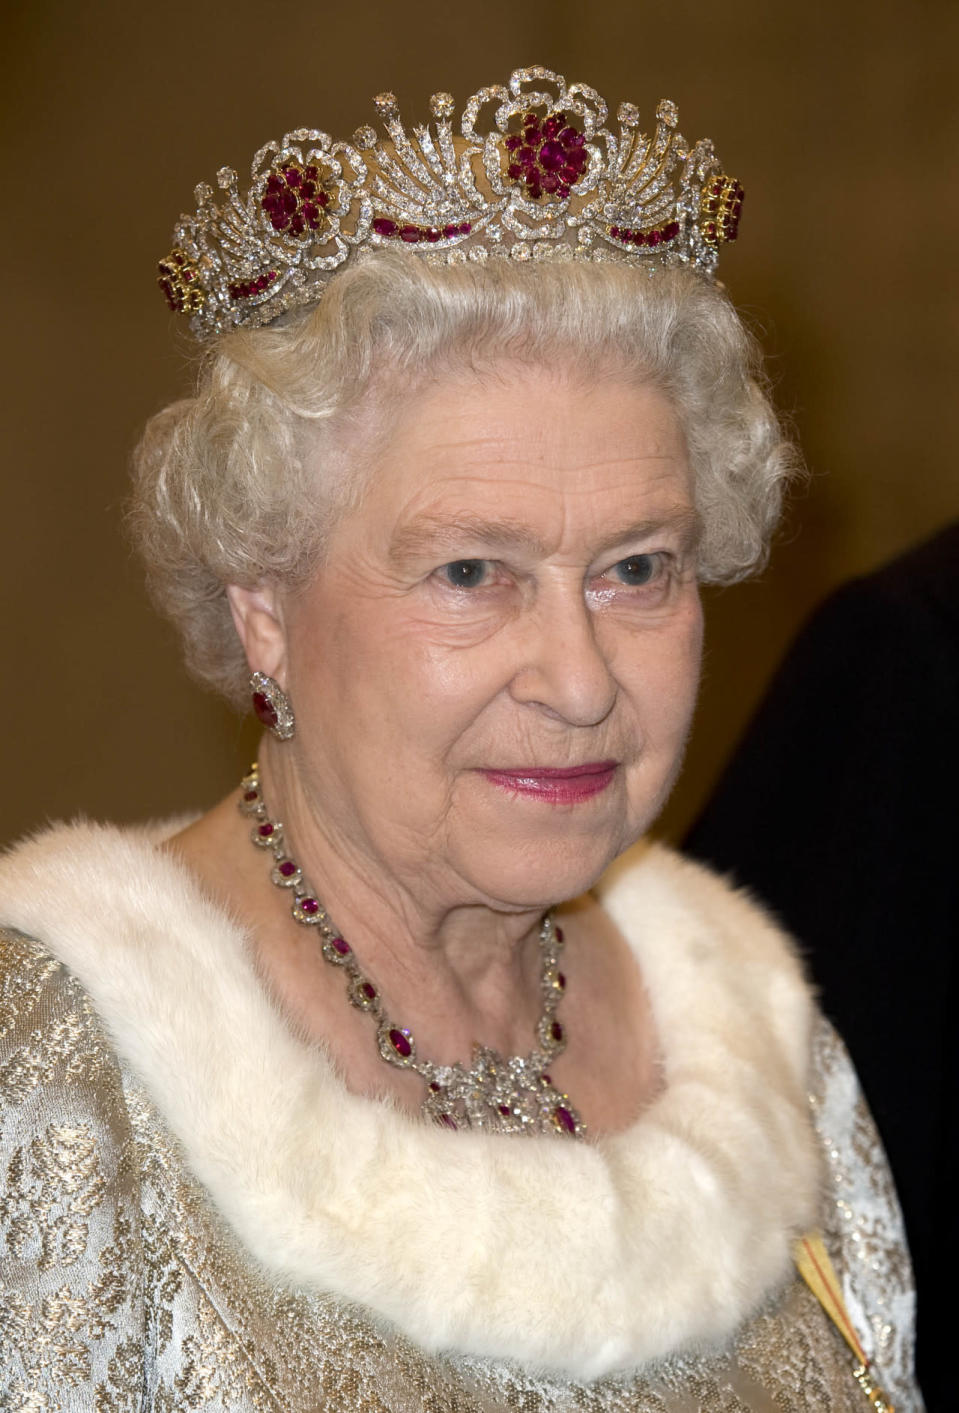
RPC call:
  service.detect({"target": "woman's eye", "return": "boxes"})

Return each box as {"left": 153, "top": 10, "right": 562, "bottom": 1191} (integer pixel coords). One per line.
{"left": 440, "top": 559, "right": 490, "bottom": 589}
{"left": 611, "top": 554, "right": 660, "bottom": 586}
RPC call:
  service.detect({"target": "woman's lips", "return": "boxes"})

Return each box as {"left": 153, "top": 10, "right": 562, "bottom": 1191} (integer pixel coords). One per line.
{"left": 479, "top": 761, "right": 619, "bottom": 804}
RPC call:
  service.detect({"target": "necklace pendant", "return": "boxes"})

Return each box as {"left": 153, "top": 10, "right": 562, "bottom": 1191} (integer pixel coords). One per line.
{"left": 419, "top": 1047, "right": 585, "bottom": 1139}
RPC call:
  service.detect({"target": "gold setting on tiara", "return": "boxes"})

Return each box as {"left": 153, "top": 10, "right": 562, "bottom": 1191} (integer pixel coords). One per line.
{"left": 158, "top": 65, "right": 743, "bottom": 341}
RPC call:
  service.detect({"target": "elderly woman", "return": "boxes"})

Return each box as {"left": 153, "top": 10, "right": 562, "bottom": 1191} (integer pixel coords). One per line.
{"left": 0, "top": 69, "right": 919, "bottom": 1410}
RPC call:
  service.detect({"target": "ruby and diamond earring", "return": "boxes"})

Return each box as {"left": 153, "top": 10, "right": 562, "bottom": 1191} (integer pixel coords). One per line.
{"left": 249, "top": 670, "right": 295, "bottom": 740}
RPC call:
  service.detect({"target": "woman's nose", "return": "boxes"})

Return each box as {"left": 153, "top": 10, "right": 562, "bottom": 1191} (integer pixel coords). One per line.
{"left": 508, "top": 583, "right": 617, "bottom": 727}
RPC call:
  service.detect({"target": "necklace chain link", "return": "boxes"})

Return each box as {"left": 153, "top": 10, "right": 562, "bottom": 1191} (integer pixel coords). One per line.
{"left": 240, "top": 765, "right": 585, "bottom": 1138}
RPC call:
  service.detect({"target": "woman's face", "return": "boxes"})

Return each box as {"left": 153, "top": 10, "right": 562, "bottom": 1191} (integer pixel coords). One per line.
{"left": 273, "top": 360, "right": 703, "bottom": 911}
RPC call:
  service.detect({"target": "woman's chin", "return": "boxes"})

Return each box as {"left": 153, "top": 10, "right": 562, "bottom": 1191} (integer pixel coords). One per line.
{"left": 450, "top": 832, "right": 631, "bottom": 912}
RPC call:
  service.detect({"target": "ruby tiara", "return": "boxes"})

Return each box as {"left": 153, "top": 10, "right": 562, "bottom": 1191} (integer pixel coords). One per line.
{"left": 158, "top": 65, "right": 743, "bottom": 341}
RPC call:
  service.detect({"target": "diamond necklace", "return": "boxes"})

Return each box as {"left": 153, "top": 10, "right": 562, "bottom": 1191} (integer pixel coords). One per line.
{"left": 239, "top": 764, "right": 584, "bottom": 1138}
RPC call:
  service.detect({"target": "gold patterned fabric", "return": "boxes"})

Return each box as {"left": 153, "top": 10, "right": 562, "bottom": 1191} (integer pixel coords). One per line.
{"left": 0, "top": 927, "right": 920, "bottom": 1411}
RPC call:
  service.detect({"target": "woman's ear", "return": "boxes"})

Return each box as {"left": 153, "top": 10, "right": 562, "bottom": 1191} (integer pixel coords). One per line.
{"left": 226, "top": 584, "right": 288, "bottom": 687}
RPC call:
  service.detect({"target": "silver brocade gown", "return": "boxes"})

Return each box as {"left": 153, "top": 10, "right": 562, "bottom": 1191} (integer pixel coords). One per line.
{"left": 0, "top": 928, "right": 919, "bottom": 1412}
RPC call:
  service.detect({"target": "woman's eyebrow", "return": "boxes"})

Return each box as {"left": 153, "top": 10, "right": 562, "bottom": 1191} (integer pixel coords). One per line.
{"left": 389, "top": 506, "right": 702, "bottom": 562}
{"left": 388, "top": 515, "right": 545, "bottom": 561}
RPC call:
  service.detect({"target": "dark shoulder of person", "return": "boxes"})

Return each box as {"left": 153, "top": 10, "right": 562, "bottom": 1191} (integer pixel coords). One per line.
{"left": 685, "top": 521, "right": 959, "bottom": 1413}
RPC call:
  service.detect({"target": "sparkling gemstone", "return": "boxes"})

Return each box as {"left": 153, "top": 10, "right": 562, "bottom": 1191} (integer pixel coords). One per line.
{"left": 557, "top": 972, "right": 566, "bottom": 989}
{"left": 609, "top": 225, "right": 621, "bottom": 238}
{"left": 554, "top": 1105, "right": 576, "bottom": 1134}
{"left": 550, "top": 1020, "right": 563, "bottom": 1043}
{"left": 426, "top": 227, "right": 442, "bottom": 243}
{"left": 243, "top": 789, "right": 258, "bottom": 802}
{"left": 505, "top": 134, "right": 521, "bottom": 151}
{"left": 542, "top": 114, "right": 563, "bottom": 138}
{"left": 554, "top": 926, "right": 564, "bottom": 943}
{"left": 539, "top": 140, "right": 565, "bottom": 171}
{"left": 647, "top": 230, "right": 661, "bottom": 247}
{"left": 317, "top": 191, "right": 329, "bottom": 206}
{"left": 278, "top": 860, "right": 297, "bottom": 877}
{"left": 458, "top": 222, "right": 471, "bottom": 235}
{"left": 361, "top": 982, "right": 376, "bottom": 1000}
{"left": 300, "top": 897, "right": 319, "bottom": 914}
{"left": 284, "top": 166, "right": 302, "bottom": 187}
{"left": 257, "top": 823, "right": 274, "bottom": 838}
{"left": 331, "top": 936, "right": 351, "bottom": 955}
{"left": 373, "top": 217, "right": 397, "bottom": 237}
{"left": 429, "top": 1081, "right": 441, "bottom": 1092}
{"left": 304, "top": 165, "right": 318, "bottom": 181}
{"left": 389, "top": 1028, "right": 413, "bottom": 1058}
{"left": 400, "top": 225, "right": 421, "bottom": 243}
{"left": 442, "top": 223, "right": 460, "bottom": 238}
{"left": 498, "top": 1104, "right": 511, "bottom": 1116}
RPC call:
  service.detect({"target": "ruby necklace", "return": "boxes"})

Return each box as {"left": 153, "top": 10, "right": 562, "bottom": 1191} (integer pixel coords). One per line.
{"left": 240, "top": 764, "right": 584, "bottom": 1138}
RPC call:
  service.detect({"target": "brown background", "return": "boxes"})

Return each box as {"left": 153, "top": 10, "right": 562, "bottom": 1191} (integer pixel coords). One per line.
{"left": 2, "top": 0, "right": 957, "bottom": 847}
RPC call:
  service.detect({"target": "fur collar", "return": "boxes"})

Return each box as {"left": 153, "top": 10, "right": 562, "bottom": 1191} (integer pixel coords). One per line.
{"left": 0, "top": 820, "right": 818, "bottom": 1380}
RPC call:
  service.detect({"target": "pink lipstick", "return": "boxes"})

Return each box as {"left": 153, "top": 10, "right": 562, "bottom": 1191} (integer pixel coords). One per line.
{"left": 480, "top": 761, "right": 618, "bottom": 805}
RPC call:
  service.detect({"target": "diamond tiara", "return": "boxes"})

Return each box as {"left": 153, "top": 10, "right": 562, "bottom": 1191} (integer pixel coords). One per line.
{"left": 158, "top": 65, "right": 744, "bottom": 342}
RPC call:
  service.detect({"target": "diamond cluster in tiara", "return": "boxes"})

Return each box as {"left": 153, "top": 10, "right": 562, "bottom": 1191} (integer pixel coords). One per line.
{"left": 158, "top": 65, "right": 744, "bottom": 342}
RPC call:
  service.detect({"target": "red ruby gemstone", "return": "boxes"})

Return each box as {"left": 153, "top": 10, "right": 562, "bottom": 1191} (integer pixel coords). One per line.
{"left": 400, "top": 225, "right": 421, "bottom": 243}
{"left": 429, "top": 1081, "right": 441, "bottom": 1092}
{"left": 300, "top": 897, "right": 319, "bottom": 914}
{"left": 442, "top": 223, "right": 459, "bottom": 238}
{"left": 505, "top": 134, "right": 521, "bottom": 151}
{"left": 361, "top": 982, "right": 376, "bottom": 1000}
{"left": 554, "top": 926, "right": 564, "bottom": 943}
{"left": 301, "top": 180, "right": 316, "bottom": 198}
{"left": 647, "top": 230, "right": 661, "bottom": 247}
{"left": 550, "top": 1020, "right": 564, "bottom": 1043}
{"left": 426, "top": 227, "right": 442, "bottom": 242}
{"left": 542, "top": 115, "right": 563, "bottom": 138}
{"left": 498, "top": 1104, "right": 511, "bottom": 1116}
{"left": 243, "top": 789, "right": 258, "bottom": 802}
{"left": 541, "top": 172, "right": 560, "bottom": 193}
{"left": 373, "top": 217, "right": 398, "bottom": 237}
{"left": 389, "top": 1028, "right": 413, "bottom": 1058}
{"left": 331, "top": 936, "right": 351, "bottom": 955}
{"left": 458, "top": 222, "right": 471, "bottom": 234}
{"left": 278, "top": 860, "right": 297, "bottom": 877}
{"left": 557, "top": 972, "right": 566, "bottom": 990}
{"left": 554, "top": 1105, "right": 576, "bottom": 1134}
{"left": 257, "top": 823, "right": 274, "bottom": 838}
{"left": 633, "top": 232, "right": 646, "bottom": 245}
{"left": 284, "top": 167, "right": 302, "bottom": 187}
{"left": 539, "top": 140, "right": 565, "bottom": 171}
{"left": 542, "top": 1073, "right": 552, "bottom": 1084}
{"left": 507, "top": 163, "right": 523, "bottom": 179}
{"left": 561, "top": 164, "right": 579, "bottom": 185}
{"left": 609, "top": 225, "right": 620, "bottom": 238}
{"left": 304, "top": 165, "right": 318, "bottom": 181}
{"left": 317, "top": 191, "right": 329, "bottom": 206}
